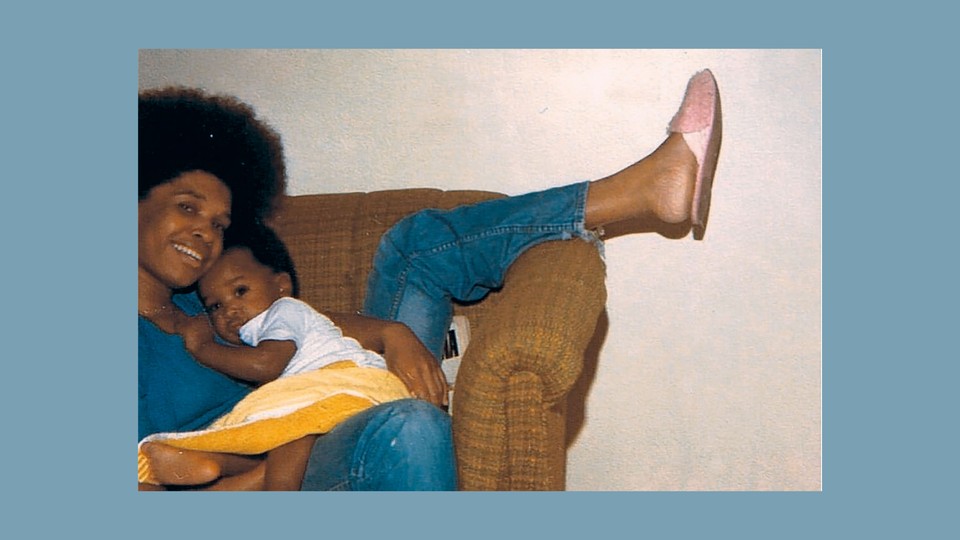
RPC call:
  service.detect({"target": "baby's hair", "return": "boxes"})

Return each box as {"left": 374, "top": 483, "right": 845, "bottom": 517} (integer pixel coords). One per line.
{"left": 223, "top": 223, "right": 300, "bottom": 298}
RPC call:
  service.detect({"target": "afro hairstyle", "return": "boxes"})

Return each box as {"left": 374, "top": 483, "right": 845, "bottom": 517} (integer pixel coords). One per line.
{"left": 139, "top": 87, "right": 287, "bottom": 227}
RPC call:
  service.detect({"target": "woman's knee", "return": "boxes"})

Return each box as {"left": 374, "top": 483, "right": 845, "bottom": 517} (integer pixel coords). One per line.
{"left": 377, "top": 399, "right": 452, "bottom": 444}
{"left": 363, "top": 399, "right": 456, "bottom": 490}
{"left": 383, "top": 209, "right": 455, "bottom": 256}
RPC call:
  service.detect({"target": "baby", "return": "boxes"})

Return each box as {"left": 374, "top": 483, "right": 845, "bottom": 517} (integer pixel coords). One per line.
{"left": 146, "top": 224, "right": 391, "bottom": 490}
{"left": 190, "top": 225, "right": 387, "bottom": 381}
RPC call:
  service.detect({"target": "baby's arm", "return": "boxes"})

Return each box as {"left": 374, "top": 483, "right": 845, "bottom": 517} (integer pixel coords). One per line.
{"left": 177, "top": 314, "right": 296, "bottom": 384}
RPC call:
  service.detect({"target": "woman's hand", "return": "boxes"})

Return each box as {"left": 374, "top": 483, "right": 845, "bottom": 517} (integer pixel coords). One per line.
{"left": 381, "top": 323, "right": 449, "bottom": 408}
{"left": 330, "top": 313, "right": 448, "bottom": 408}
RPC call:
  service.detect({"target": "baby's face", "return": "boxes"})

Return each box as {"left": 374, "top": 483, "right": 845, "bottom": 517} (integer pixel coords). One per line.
{"left": 198, "top": 247, "right": 285, "bottom": 345}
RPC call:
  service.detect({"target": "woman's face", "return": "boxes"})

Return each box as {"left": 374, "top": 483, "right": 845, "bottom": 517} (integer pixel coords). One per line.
{"left": 138, "top": 170, "right": 232, "bottom": 291}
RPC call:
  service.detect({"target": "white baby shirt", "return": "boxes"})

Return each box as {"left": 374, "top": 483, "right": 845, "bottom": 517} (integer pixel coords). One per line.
{"left": 239, "top": 297, "right": 388, "bottom": 377}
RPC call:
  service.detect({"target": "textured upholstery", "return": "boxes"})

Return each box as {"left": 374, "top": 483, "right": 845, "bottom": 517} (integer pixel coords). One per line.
{"left": 268, "top": 188, "right": 607, "bottom": 490}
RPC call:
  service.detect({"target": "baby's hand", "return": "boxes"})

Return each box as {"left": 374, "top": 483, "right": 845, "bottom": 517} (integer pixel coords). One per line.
{"left": 176, "top": 314, "right": 215, "bottom": 353}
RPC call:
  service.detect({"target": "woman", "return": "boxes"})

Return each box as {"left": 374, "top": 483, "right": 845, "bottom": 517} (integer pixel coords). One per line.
{"left": 139, "top": 68, "right": 721, "bottom": 490}
{"left": 138, "top": 88, "right": 457, "bottom": 490}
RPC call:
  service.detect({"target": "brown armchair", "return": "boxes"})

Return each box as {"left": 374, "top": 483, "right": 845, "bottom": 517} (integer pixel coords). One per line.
{"left": 269, "top": 188, "right": 607, "bottom": 490}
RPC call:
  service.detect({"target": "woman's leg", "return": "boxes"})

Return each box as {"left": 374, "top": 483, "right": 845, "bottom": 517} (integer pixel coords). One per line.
{"left": 363, "top": 181, "right": 597, "bottom": 358}
{"left": 584, "top": 132, "right": 699, "bottom": 229}
{"left": 299, "top": 399, "right": 456, "bottom": 491}
{"left": 362, "top": 130, "right": 698, "bottom": 358}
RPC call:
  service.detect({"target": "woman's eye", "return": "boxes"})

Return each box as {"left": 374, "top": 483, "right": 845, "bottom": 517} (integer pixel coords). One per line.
{"left": 235, "top": 286, "right": 248, "bottom": 297}
{"left": 178, "top": 202, "right": 195, "bottom": 214}
{"left": 206, "top": 303, "right": 221, "bottom": 313}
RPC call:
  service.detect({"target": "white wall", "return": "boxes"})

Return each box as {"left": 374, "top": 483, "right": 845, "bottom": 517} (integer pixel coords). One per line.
{"left": 140, "top": 49, "right": 821, "bottom": 490}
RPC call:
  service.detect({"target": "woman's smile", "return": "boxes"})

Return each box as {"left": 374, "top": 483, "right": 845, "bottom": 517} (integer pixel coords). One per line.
{"left": 173, "top": 242, "right": 206, "bottom": 268}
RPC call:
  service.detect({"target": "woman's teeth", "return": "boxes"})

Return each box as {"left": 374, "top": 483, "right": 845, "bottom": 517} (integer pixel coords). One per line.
{"left": 174, "top": 243, "right": 202, "bottom": 262}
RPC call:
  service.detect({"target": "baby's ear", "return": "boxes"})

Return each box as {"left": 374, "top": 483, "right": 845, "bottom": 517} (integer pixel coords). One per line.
{"left": 275, "top": 272, "right": 294, "bottom": 296}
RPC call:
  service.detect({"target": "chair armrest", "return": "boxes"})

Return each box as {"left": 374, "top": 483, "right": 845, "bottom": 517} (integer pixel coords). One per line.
{"left": 457, "top": 239, "right": 607, "bottom": 403}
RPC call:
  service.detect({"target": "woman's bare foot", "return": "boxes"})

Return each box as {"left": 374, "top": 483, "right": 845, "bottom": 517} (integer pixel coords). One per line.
{"left": 585, "top": 132, "right": 698, "bottom": 229}
{"left": 644, "top": 132, "right": 699, "bottom": 224}
{"left": 140, "top": 442, "right": 221, "bottom": 485}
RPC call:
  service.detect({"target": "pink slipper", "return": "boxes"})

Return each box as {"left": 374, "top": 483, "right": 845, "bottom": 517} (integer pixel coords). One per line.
{"left": 668, "top": 69, "right": 722, "bottom": 240}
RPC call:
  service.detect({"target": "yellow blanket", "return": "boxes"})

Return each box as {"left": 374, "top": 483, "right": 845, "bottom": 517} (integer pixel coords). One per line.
{"left": 138, "top": 362, "right": 410, "bottom": 484}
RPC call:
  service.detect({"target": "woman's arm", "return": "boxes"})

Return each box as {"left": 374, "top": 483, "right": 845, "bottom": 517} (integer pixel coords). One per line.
{"left": 177, "top": 314, "right": 294, "bottom": 384}
{"left": 328, "top": 313, "right": 448, "bottom": 407}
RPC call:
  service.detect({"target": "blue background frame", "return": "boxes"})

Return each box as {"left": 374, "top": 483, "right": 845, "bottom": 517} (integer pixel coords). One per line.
{"left": 7, "top": 1, "right": 953, "bottom": 537}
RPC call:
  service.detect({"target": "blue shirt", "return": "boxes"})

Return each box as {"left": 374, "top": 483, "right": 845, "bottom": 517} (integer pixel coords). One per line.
{"left": 138, "top": 292, "right": 251, "bottom": 441}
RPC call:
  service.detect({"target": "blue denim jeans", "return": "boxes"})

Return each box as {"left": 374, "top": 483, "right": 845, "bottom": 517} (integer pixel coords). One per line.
{"left": 363, "top": 181, "right": 596, "bottom": 359}
{"left": 301, "top": 399, "right": 456, "bottom": 490}
{"left": 301, "top": 181, "right": 595, "bottom": 491}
